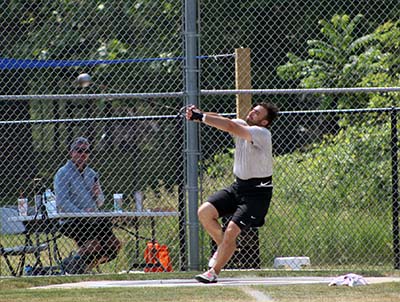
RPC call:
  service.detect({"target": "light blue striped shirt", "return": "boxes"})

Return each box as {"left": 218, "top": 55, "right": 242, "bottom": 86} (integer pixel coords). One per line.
{"left": 54, "top": 160, "right": 103, "bottom": 213}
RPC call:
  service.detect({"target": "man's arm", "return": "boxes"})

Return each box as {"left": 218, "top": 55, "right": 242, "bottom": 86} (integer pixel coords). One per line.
{"left": 186, "top": 105, "right": 252, "bottom": 141}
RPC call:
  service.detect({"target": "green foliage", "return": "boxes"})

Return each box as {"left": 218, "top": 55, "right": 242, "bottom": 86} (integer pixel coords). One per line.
{"left": 277, "top": 14, "right": 400, "bottom": 109}
{"left": 277, "top": 14, "right": 370, "bottom": 88}
{"left": 201, "top": 118, "right": 393, "bottom": 265}
{"left": 204, "top": 148, "right": 234, "bottom": 179}
{"left": 203, "top": 117, "right": 392, "bottom": 213}
{"left": 275, "top": 120, "right": 391, "bottom": 212}
{"left": 273, "top": 119, "right": 392, "bottom": 263}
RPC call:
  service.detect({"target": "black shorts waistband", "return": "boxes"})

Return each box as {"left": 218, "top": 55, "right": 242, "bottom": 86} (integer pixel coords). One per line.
{"left": 236, "top": 176, "right": 272, "bottom": 187}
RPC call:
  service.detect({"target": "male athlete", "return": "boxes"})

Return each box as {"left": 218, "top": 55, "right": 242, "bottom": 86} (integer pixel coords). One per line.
{"left": 186, "top": 103, "right": 279, "bottom": 283}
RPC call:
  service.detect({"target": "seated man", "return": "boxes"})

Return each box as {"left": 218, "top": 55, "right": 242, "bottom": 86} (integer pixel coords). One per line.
{"left": 54, "top": 137, "right": 121, "bottom": 274}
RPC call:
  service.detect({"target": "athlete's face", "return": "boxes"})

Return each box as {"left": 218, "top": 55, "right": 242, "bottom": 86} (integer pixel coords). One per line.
{"left": 246, "top": 105, "right": 269, "bottom": 127}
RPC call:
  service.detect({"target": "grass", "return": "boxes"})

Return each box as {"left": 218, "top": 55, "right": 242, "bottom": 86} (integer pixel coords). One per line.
{"left": 0, "top": 271, "right": 400, "bottom": 302}
{"left": 1, "top": 287, "right": 249, "bottom": 302}
{"left": 257, "top": 283, "right": 400, "bottom": 302}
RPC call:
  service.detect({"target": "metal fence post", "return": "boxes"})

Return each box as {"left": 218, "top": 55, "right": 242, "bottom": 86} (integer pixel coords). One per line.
{"left": 391, "top": 107, "right": 400, "bottom": 269}
{"left": 184, "top": 0, "right": 200, "bottom": 271}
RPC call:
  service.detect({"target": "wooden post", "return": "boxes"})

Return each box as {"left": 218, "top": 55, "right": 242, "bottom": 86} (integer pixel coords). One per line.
{"left": 235, "top": 48, "right": 252, "bottom": 119}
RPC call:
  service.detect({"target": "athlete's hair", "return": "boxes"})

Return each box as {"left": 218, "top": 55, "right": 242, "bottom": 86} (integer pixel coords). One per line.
{"left": 258, "top": 102, "right": 279, "bottom": 127}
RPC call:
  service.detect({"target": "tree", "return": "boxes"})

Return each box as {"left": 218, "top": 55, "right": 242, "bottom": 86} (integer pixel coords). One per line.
{"left": 357, "top": 20, "right": 400, "bottom": 108}
{"left": 277, "top": 14, "right": 400, "bottom": 109}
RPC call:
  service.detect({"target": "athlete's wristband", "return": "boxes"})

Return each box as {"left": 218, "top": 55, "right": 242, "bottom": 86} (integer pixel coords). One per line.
{"left": 190, "top": 110, "right": 204, "bottom": 122}
{"left": 202, "top": 114, "right": 207, "bottom": 122}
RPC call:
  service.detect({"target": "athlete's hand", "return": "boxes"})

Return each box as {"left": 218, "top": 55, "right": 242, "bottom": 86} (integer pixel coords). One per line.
{"left": 185, "top": 105, "right": 204, "bottom": 122}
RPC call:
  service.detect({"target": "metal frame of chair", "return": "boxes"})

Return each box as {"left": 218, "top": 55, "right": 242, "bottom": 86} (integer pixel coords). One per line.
{"left": 0, "top": 233, "right": 48, "bottom": 276}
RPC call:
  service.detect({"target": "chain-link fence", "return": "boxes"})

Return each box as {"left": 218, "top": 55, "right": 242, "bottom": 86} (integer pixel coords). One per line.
{"left": 0, "top": 1, "right": 399, "bottom": 276}
{"left": 0, "top": 102, "right": 186, "bottom": 276}
{"left": 200, "top": 0, "right": 399, "bottom": 108}
{"left": 1, "top": 103, "right": 399, "bottom": 275}
{"left": 199, "top": 105, "right": 399, "bottom": 271}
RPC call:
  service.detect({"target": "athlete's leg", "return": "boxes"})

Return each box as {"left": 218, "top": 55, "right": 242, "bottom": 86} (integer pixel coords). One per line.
{"left": 212, "top": 220, "right": 241, "bottom": 275}
{"left": 198, "top": 202, "right": 224, "bottom": 246}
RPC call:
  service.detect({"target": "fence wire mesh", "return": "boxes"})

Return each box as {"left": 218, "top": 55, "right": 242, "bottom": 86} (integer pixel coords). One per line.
{"left": 200, "top": 0, "right": 399, "bottom": 108}
{"left": 199, "top": 103, "right": 398, "bottom": 271}
{"left": 0, "top": 101, "right": 186, "bottom": 276}
{"left": 0, "top": 0, "right": 399, "bottom": 277}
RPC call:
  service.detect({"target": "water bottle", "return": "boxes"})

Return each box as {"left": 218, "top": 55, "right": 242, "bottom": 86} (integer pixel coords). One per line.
{"left": 18, "top": 190, "right": 28, "bottom": 216}
{"left": 134, "top": 191, "right": 143, "bottom": 212}
{"left": 43, "top": 189, "right": 57, "bottom": 215}
{"left": 34, "top": 193, "right": 42, "bottom": 214}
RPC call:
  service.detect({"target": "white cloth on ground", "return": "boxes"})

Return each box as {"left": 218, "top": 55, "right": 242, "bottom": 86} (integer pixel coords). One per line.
{"left": 328, "top": 273, "right": 368, "bottom": 287}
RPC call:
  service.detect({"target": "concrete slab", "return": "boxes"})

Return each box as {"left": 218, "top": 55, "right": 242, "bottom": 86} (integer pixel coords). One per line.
{"left": 32, "top": 276, "right": 400, "bottom": 289}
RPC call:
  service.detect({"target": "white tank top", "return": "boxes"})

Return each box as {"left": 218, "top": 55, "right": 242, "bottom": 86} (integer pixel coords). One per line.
{"left": 232, "top": 119, "right": 273, "bottom": 180}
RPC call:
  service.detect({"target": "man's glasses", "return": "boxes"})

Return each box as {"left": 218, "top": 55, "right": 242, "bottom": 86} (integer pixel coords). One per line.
{"left": 74, "top": 148, "right": 90, "bottom": 154}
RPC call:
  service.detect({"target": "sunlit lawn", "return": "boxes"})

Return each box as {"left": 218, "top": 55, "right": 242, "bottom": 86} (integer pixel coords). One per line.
{"left": 1, "top": 272, "right": 400, "bottom": 302}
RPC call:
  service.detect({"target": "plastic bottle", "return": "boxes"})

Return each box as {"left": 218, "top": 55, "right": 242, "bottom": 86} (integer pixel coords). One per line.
{"left": 43, "top": 189, "right": 57, "bottom": 215}
{"left": 18, "top": 190, "right": 28, "bottom": 216}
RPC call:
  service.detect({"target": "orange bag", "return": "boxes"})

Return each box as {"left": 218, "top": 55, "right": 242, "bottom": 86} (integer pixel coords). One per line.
{"left": 143, "top": 240, "right": 173, "bottom": 272}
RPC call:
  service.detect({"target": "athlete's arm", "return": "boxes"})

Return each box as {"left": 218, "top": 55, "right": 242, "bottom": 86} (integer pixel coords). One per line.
{"left": 186, "top": 105, "right": 252, "bottom": 141}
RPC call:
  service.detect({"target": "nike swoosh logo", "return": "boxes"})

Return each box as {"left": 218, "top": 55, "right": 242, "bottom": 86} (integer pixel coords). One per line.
{"left": 256, "top": 181, "right": 273, "bottom": 188}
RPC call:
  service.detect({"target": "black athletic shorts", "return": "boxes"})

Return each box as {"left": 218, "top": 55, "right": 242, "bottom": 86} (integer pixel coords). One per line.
{"left": 59, "top": 217, "right": 115, "bottom": 248}
{"left": 207, "top": 176, "right": 273, "bottom": 230}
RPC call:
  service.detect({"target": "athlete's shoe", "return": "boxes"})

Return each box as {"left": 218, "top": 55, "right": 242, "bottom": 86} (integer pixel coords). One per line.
{"left": 195, "top": 268, "right": 218, "bottom": 283}
{"left": 208, "top": 251, "right": 218, "bottom": 268}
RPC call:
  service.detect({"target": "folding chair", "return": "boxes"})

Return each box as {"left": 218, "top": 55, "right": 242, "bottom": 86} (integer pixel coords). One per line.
{"left": 0, "top": 207, "right": 49, "bottom": 276}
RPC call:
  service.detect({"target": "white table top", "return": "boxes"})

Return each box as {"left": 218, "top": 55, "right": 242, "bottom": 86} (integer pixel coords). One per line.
{"left": 8, "top": 210, "right": 179, "bottom": 222}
